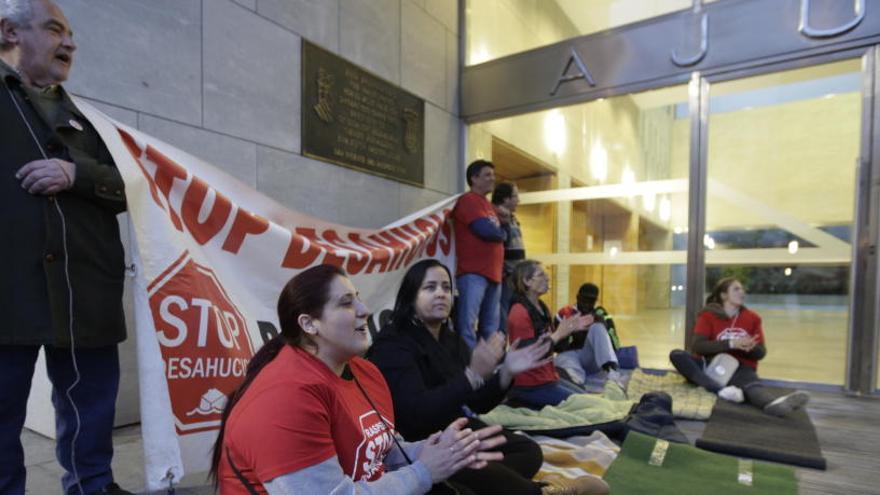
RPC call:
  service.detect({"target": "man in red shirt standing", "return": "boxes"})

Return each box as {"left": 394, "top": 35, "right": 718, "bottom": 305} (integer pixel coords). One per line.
{"left": 452, "top": 160, "right": 506, "bottom": 348}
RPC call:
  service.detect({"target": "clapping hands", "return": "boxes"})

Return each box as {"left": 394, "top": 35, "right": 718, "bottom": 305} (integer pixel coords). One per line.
{"left": 418, "top": 418, "right": 506, "bottom": 482}
{"left": 469, "top": 333, "right": 507, "bottom": 380}
{"left": 503, "top": 337, "right": 553, "bottom": 375}
{"left": 469, "top": 333, "right": 555, "bottom": 388}
{"left": 556, "top": 313, "right": 593, "bottom": 339}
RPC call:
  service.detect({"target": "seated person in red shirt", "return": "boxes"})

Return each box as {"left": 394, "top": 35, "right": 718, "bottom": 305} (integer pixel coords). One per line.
{"left": 506, "top": 260, "right": 594, "bottom": 408}
{"left": 210, "top": 265, "right": 506, "bottom": 494}
{"left": 554, "top": 283, "right": 621, "bottom": 387}
{"left": 669, "top": 277, "right": 810, "bottom": 416}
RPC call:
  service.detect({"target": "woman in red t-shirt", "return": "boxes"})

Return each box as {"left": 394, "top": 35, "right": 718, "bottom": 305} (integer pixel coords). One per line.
{"left": 210, "top": 265, "right": 506, "bottom": 494}
{"left": 669, "top": 277, "right": 810, "bottom": 416}
{"left": 505, "top": 260, "right": 594, "bottom": 408}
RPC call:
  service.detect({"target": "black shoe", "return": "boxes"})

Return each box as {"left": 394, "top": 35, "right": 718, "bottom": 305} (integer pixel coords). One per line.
{"left": 89, "top": 482, "right": 135, "bottom": 495}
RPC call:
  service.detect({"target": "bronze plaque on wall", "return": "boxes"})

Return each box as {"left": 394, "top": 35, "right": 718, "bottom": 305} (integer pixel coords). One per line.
{"left": 302, "top": 41, "right": 425, "bottom": 186}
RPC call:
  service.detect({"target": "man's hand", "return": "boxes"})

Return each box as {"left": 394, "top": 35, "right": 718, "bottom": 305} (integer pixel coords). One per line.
{"left": 494, "top": 205, "right": 511, "bottom": 224}
{"left": 16, "top": 159, "right": 75, "bottom": 195}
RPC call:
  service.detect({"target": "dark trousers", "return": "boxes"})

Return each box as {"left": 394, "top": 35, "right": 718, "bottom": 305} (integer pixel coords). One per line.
{"left": 0, "top": 345, "right": 120, "bottom": 495}
{"left": 431, "top": 419, "right": 543, "bottom": 495}
{"left": 508, "top": 379, "right": 586, "bottom": 408}
{"left": 669, "top": 350, "right": 775, "bottom": 408}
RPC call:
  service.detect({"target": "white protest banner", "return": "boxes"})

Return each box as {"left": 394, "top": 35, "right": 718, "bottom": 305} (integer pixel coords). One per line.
{"left": 75, "top": 99, "right": 457, "bottom": 490}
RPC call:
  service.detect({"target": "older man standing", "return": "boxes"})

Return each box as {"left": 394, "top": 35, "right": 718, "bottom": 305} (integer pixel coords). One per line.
{"left": 0, "top": 1, "right": 131, "bottom": 494}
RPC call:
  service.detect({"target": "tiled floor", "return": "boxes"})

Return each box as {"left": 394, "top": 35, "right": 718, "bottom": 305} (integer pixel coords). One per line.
{"left": 22, "top": 425, "right": 212, "bottom": 494}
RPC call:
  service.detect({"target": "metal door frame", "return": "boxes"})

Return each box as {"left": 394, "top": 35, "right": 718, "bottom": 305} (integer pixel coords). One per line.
{"left": 685, "top": 47, "right": 879, "bottom": 394}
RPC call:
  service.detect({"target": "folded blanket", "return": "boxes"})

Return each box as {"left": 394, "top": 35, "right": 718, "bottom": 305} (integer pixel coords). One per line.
{"left": 531, "top": 431, "right": 620, "bottom": 481}
{"left": 480, "top": 382, "right": 633, "bottom": 430}
{"left": 626, "top": 369, "right": 716, "bottom": 420}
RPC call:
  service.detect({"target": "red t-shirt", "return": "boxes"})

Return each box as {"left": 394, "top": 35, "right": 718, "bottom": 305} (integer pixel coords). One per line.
{"left": 694, "top": 308, "right": 765, "bottom": 369}
{"left": 507, "top": 302, "right": 559, "bottom": 387}
{"left": 556, "top": 305, "right": 577, "bottom": 320}
{"left": 452, "top": 192, "right": 504, "bottom": 283}
{"left": 218, "top": 346, "right": 396, "bottom": 494}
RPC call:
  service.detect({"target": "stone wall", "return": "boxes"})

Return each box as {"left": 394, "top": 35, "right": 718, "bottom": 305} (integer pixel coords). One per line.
{"left": 26, "top": 0, "right": 463, "bottom": 433}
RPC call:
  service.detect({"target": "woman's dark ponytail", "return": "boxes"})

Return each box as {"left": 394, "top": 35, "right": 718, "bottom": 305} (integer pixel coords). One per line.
{"left": 208, "top": 335, "right": 286, "bottom": 484}
{"left": 208, "top": 264, "right": 346, "bottom": 486}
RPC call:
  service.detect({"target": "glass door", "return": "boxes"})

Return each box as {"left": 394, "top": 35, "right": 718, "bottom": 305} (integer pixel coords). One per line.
{"left": 468, "top": 83, "right": 692, "bottom": 369}
{"left": 703, "top": 59, "right": 862, "bottom": 385}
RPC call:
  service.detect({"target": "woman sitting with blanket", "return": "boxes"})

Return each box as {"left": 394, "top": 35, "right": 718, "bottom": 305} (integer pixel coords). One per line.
{"left": 210, "top": 265, "right": 506, "bottom": 494}
{"left": 369, "top": 259, "right": 608, "bottom": 495}
{"left": 505, "top": 260, "right": 595, "bottom": 408}
{"left": 669, "top": 277, "right": 810, "bottom": 416}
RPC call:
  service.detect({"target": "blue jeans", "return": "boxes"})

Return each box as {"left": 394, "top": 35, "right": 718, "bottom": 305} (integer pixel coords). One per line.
{"left": 508, "top": 379, "right": 585, "bottom": 408}
{"left": 456, "top": 274, "right": 501, "bottom": 349}
{"left": 0, "top": 345, "right": 120, "bottom": 495}
{"left": 553, "top": 323, "right": 619, "bottom": 385}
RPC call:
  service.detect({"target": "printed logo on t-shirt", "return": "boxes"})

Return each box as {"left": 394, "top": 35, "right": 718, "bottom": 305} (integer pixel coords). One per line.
{"left": 717, "top": 327, "right": 750, "bottom": 341}
{"left": 351, "top": 410, "right": 393, "bottom": 482}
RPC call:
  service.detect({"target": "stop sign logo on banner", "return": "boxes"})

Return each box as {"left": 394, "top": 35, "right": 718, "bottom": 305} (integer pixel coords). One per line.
{"left": 147, "top": 251, "right": 254, "bottom": 435}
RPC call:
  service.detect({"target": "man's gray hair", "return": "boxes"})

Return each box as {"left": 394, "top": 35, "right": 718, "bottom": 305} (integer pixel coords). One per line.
{"left": 0, "top": 0, "right": 35, "bottom": 49}
{"left": 0, "top": 0, "right": 35, "bottom": 25}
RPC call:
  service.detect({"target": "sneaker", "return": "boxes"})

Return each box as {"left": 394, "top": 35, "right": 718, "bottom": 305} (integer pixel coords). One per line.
{"left": 540, "top": 475, "right": 610, "bottom": 495}
{"left": 89, "top": 482, "right": 135, "bottom": 495}
{"left": 763, "top": 391, "right": 810, "bottom": 417}
{"left": 558, "top": 366, "right": 585, "bottom": 386}
{"left": 606, "top": 369, "right": 627, "bottom": 390}
{"left": 717, "top": 385, "right": 744, "bottom": 403}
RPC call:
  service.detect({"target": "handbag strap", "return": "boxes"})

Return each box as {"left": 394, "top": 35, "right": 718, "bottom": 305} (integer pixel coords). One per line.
{"left": 226, "top": 447, "right": 260, "bottom": 495}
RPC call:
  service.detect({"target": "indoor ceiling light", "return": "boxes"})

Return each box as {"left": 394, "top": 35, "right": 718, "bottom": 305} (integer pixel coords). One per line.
{"left": 659, "top": 197, "right": 671, "bottom": 222}
{"left": 544, "top": 110, "right": 567, "bottom": 155}
{"left": 471, "top": 44, "right": 491, "bottom": 64}
{"left": 589, "top": 139, "right": 608, "bottom": 182}
{"left": 621, "top": 165, "right": 636, "bottom": 197}
{"left": 704, "top": 234, "right": 716, "bottom": 250}
{"left": 642, "top": 191, "right": 656, "bottom": 212}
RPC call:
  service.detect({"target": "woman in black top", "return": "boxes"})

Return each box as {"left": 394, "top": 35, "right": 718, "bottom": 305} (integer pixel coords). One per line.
{"left": 369, "top": 259, "right": 609, "bottom": 495}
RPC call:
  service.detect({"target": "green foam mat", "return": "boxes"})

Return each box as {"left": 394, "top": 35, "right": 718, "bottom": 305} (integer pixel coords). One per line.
{"left": 604, "top": 431, "right": 797, "bottom": 495}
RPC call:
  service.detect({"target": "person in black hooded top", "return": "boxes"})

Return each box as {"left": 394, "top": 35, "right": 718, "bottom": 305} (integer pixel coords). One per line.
{"left": 370, "top": 259, "right": 610, "bottom": 495}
